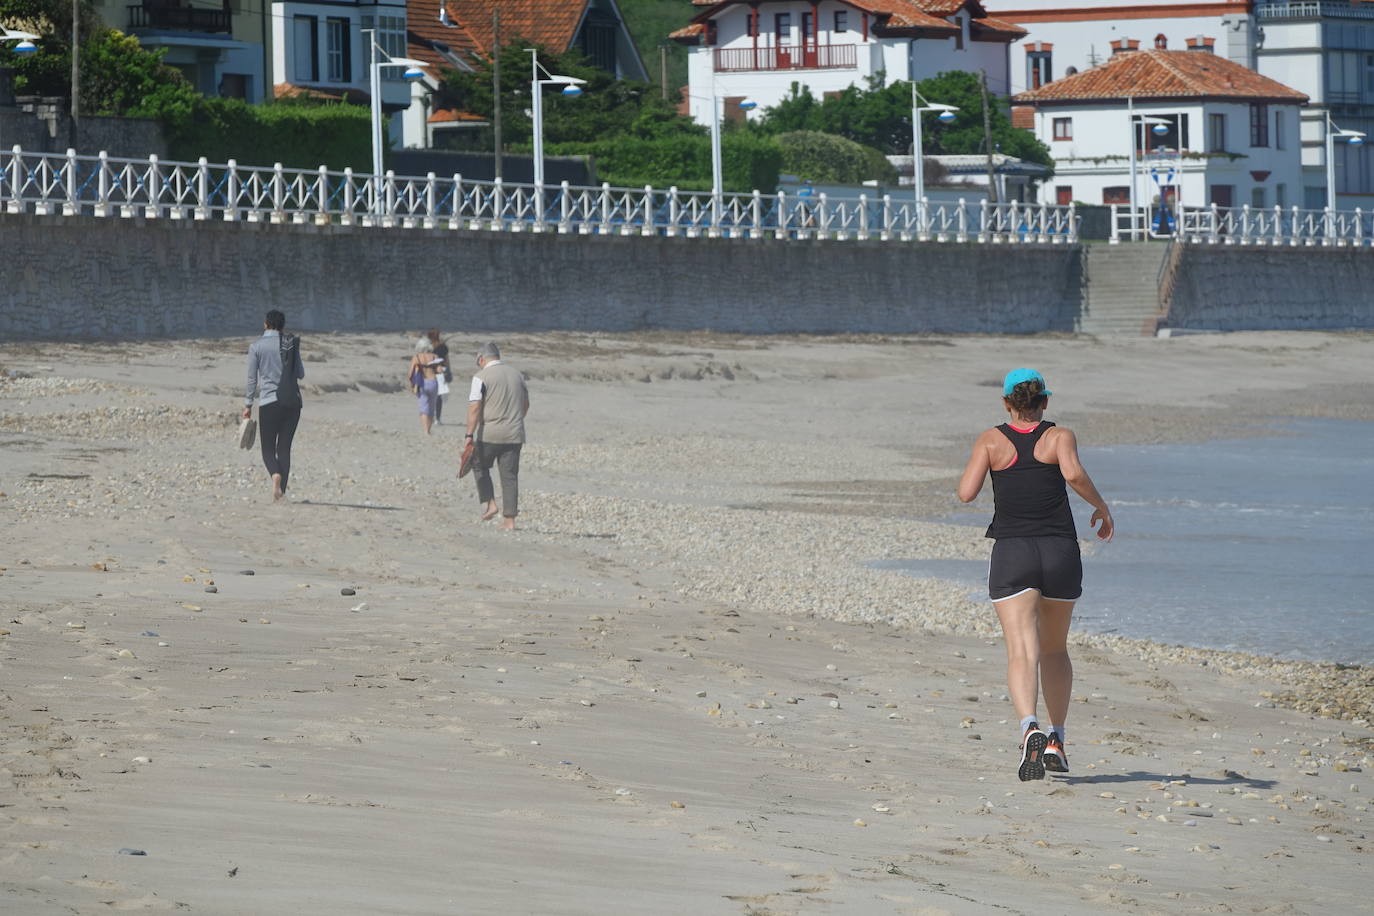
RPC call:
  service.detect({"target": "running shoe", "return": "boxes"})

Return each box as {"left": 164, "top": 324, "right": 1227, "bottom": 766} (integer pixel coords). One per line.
{"left": 1043, "top": 733, "right": 1069, "bottom": 774}
{"left": 1018, "top": 723, "right": 1049, "bottom": 782}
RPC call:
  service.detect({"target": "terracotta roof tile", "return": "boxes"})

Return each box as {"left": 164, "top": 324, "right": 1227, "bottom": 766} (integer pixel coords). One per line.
{"left": 407, "top": 0, "right": 589, "bottom": 76}
{"left": 1010, "top": 104, "right": 1034, "bottom": 129}
{"left": 1013, "top": 50, "right": 1308, "bottom": 104}
{"left": 429, "top": 107, "right": 488, "bottom": 123}
{"left": 971, "top": 16, "right": 1027, "bottom": 39}
{"left": 669, "top": 22, "right": 705, "bottom": 43}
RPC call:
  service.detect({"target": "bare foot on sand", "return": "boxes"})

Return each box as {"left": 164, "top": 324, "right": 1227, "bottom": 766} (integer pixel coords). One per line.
{"left": 481, "top": 501, "right": 499, "bottom": 521}
{"left": 500, "top": 517, "right": 516, "bottom": 531}
{"left": 272, "top": 474, "right": 284, "bottom": 503}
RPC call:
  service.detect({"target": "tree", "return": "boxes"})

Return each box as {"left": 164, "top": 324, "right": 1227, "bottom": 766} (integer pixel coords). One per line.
{"left": 757, "top": 71, "right": 1051, "bottom": 167}
{"left": 0, "top": 0, "right": 101, "bottom": 97}
{"left": 773, "top": 130, "right": 898, "bottom": 185}
{"left": 79, "top": 29, "right": 198, "bottom": 118}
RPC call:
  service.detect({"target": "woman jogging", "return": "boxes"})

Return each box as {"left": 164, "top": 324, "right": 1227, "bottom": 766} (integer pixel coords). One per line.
{"left": 957, "top": 369, "right": 1114, "bottom": 781}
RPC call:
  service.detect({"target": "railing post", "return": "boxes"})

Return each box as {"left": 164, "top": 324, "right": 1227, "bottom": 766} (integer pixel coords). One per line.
{"left": 856, "top": 192, "right": 869, "bottom": 241}
{"left": 558, "top": 180, "right": 572, "bottom": 233}
{"left": 776, "top": 190, "right": 789, "bottom": 239}
{"left": 450, "top": 173, "right": 462, "bottom": 229}
{"left": 1207, "top": 202, "right": 1219, "bottom": 244}
{"left": 954, "top": 198, "right": 967, "bottom": 243}
{"left": 1291, "top": 205, "right": 1303, "bottom": 246}
{"left": 383, "top": 170, "right": 397, "bottom": 227}
{"left": 223, "top": 158, "right": 239, "bottom": 222}
{"left": 491, "top": 178, "right": 504, "bottom": 230}
{"left": 1357, "top": 207, "right": 1366, "bottom": 247}
{"left": 1240, "top": 204, "right": 1251, "bottom": 245}
{"left": 600, "top": 182, "right": 612, "bottom": 235}
{"left": 423, "top": 171, "right": 436, "bottom": 229}
{"left": 341, "top": 167, "right": 355, "bottom": 225}
{"left": 1109, "top": 204, "right": 1119, "bottom": 244}
{"left": 271, "top": 162, "right": 285, "bottom": 223}
{"left": 6, "top": 145, "right": 24, "bottom": 214}
{"left": 194, "top": 157, "right": 210, "bottom": 220}
{"left": 817, "top": 192, "right": 830, "bottom": 240}
{"left": 313, "top": 165, "right": 329, "bottom": 226}
{"left": 63, "top": 148, "right": 78, "bottom": 216}
{"left": 666, "top": 186, "right": 679, "bottom": 238}
{"left": 1037, "top": 202, "right": 1047, "bottom": 243}
{"left": 751, "top": 189, "right": 763, "bottom": 239}
{"left": 977, "top": 198, "right": 989, "bottom": 243}
{"left": 880, "top": 193, "right": 892, "bottom": 241}
{"left": 94, "top": 149, "right": 111, "bottom": 218}
{"left": 639, "top": 185, "right": 653, "bottom": 237}
{"left": 142, "top": 154, "right": 161, "bottom": 219}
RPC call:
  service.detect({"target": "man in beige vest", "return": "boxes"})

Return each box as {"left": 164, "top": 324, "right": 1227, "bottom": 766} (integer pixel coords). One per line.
{"left": 465, "top": 341, "right": 530, "bottom": 530}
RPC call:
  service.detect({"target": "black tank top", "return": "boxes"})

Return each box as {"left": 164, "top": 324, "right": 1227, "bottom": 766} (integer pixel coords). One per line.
{"left": 986, "top": 421, "right": 1077, "bottom": 540}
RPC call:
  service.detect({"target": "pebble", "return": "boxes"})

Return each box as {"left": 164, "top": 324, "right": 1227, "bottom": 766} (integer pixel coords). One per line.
{"left": 140, "top": 631, "right": 159, "bottom": 638}
{"left": 694, "top": 690, "right": 707, "bottom": 698}
{"left": 132, "top": 756, "right": 151, "bottom": 764}
{"left": 117, "top": 848, "right": 147, "bottom": 856}
{"left": 239, "top": 570, "right": 254, "bottom": 575}
{"left": 157, "top": 642, "right": 168, "bottom": 647}
{"left": 0, "top": 629, "right": 8, "bottom": 636}
{"left": 530, "top": 740, "right": 539, "bottom": 746}
{"left": 871, "top": 804, "right": 890, "bottom": 813}
{"left": 853, "top": 819, "right": 867, "bottom": 827}
{"left": 116, "top": 649, "right": 135, "bottom": 659}
{"left": 580, "top": 700, "right": 594, "bottom": 707}
{"left": 1184, "top": 819, "right": 1198, "bottom": 827}
{"left": 825, "top": 663, "right": 837, "bottom": 671}
{"left": 614, "top": 788, "right": 632, "bottom": 796}
{"left": 670, "top": 801, "right": 685, "bottom": 809}
{"left": 341, "top": 588, "right": 356, "bottom": 596}
{"left": 65, "top": 622, "right": 85, "bottom": 629}
{"left": 205, "top": 586, "right": 217, "bottom": 593}
{"left": 1099, "top": 792, "right": 1116, "bottom": 799}
{"left": 828, "top": 700, "right": 841, "bottom": 709}
{"left": 182, "top": 604, "right": 201, "bottom": 612}
{"left": 1316, "top": 835, "right": 1332, "bottom": 843}
{"left": 259, "top": 618, "right": 270, "bottom": 625}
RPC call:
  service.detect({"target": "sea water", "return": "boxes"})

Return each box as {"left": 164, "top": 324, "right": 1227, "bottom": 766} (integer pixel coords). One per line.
{"left": 878, "top": 419, "right": 1374, "bottom": 665}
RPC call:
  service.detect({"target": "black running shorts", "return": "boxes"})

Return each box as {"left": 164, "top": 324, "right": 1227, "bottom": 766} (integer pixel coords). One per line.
{"left": 988, "top": 536, "right": 1083, "bottom": 602}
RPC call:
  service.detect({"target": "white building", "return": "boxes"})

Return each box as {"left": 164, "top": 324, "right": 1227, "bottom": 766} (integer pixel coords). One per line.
{"left": 1013, "top": 48, "right": 1307, "bottom": 216}
{"left": 980, "top": 0, "right": 1256, "bottom": 94}
{"left": 669, "top": 0, "right": 1026, "bottom": 128}
{"left": 271, "top": 0, "right": 412, "bottom": 143}
{"left": 1252, "top": 0, "right": 1374, "bottom": 208}
{"left": 93, "top": 0, "right": 267, "bottom": 101}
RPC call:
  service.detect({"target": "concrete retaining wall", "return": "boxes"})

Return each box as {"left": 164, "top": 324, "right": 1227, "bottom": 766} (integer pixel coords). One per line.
{"left": 1166, "top": 246, "right": 1374, "bottom": 331}
{"left": 0, "top": 215, "right": 1084, "bottom": 339}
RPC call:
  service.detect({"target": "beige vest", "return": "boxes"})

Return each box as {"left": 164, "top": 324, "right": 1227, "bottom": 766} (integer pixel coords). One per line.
{"left": 475, "top": 362, "right": 528, "bottom": 444}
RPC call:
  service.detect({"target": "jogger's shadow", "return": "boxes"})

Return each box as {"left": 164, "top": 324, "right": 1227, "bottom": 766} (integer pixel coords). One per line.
{"left": 1054, "top": 770, "right": 1278, "bottom": 790}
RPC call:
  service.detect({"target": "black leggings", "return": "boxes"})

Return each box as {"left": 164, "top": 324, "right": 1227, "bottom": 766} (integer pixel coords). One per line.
{"left": 258, "top": 401, "right": 301, "bottom": 491}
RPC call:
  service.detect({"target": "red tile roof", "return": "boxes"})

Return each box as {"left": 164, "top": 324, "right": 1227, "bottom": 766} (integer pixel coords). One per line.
{"left": 428, "top": 107, "right": 488, "bottom": 124}
{"left": 408, "top": 0, "right": 593, "bottom": 74}
{"left": 1010, "top": 104, "right": 1034, "bottom": 130}
{"left": 1013, "top": 50, "right": 1309, "bottom": 105}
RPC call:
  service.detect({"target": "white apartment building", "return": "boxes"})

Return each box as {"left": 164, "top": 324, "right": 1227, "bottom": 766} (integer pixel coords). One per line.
{"left": 1014, "top": 48, "right": 1306, "bottom": 216}
{"left": 95, "top": 0, "right": 267, "bottom": 101}
{"left": 669, "top": 0, "right": 1026, "bottom": 128}
{"left": 981, "top": 0, "right": 1256, "bottom": 94}
{"left": 272, "top": 0, "right": 412, "bottom": 143}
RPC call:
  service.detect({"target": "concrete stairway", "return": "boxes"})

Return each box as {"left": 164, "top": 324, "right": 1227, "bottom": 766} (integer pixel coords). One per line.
{"left": 1077, "top": 242, "right": 1170, "bottom": 336}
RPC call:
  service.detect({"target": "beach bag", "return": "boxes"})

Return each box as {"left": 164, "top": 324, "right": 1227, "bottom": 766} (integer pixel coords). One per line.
{"left": 436, "top": 372, "right": 451, "bottom": 397}
{"left": 409, "top": 367, "right": 422, "bottom": 393}
{"left": 238, "top": 416, "right": 257, "bottom": 449}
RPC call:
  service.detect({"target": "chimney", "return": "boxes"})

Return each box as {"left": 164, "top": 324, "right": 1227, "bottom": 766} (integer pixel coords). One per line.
{"left": 1111, "top": 39, "right": 1141, "bottom": 55}
{"left": 1186, "top": 35, "right": 1216, "bottom": 53}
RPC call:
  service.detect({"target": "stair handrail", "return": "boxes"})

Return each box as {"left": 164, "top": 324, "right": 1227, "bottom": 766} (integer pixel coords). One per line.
{"left": 1154, "top": 238, "right": 1183, "bottom": 335}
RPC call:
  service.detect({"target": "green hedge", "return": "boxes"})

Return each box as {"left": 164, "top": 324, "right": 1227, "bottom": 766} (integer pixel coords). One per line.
{"left": 773, "top": 130, "right": 898, "bottom": 185}
{"left": 546, "top": 131, "right": 782, "bottom": 192}
{"left": 161, "top": 98, "right": 373, "bottom": 172}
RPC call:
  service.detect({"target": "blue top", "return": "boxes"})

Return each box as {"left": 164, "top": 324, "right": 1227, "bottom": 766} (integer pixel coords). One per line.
{"left": 245, "top": 330, "right": 304, "bottom": 408}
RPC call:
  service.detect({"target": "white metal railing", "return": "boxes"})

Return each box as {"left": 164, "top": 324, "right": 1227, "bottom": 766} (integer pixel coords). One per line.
{"left": 0, "top": 145, "right": 1079, "bottom": 244}
{"left": 1255, "top": 0, "right": 1374, "bottom": 21}
{"left": 1110, "top": 202, "right": 1374, "bottom": 246}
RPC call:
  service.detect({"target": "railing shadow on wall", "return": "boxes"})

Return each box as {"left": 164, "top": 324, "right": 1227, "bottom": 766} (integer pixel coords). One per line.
{"left": 0, "top": 146, "right": 1080, "bottom": 245}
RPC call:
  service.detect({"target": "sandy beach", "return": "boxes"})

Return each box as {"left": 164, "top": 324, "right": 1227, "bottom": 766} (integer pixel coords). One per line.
{"left": 1, "top": 329, "right": 1371, "bottom": 915}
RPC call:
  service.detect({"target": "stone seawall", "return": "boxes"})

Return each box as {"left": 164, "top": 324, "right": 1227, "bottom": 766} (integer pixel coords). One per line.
{"left": 1166, "top": 245, "right": 1374, "bottom": 331}
{"left": 0, "top": 215, "right": 1083, "bottom": 339}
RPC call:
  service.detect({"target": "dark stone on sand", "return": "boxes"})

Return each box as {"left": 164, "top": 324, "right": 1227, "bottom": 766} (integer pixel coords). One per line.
{"left": 205, "top": 586, "right": 218, "bottom": 593}
{"left": 341, "top": 588, "right": 356, "bottom": 596}
{"left": 118, "top": 848, "right": 147, "bottom": 856}
{"left": 139, "top": 631, "right": 159, "bottom": 638}
{"left": 239, "top": 570, "right": 255, "bottom": 576}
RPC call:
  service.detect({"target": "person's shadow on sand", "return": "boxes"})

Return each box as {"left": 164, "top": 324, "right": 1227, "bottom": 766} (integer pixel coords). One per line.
{"left": 1054, "top": 770, "right": 1278, "bottom": 790}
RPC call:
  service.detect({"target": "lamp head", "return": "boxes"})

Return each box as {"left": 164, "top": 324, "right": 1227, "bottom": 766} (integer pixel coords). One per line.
{"left": 738, "top": 97, "right": 757, "bottom": 111}
{"left": 937, "top": 110, "right": 956, "bottom": 123}
{"left": 1152, "top": 123, "right": 1170, "bottom": 136}
{"left": 561, "top": 84, "right": 583, "bottom": 97}
{"left": 1350, "top": 135, "right": 1366, "bottom": 146}
{"left": 13, "top": 39, "right": 36, "bottom": 56}
{"left": 403, "top": 66, "right": 425, "bottom": 81}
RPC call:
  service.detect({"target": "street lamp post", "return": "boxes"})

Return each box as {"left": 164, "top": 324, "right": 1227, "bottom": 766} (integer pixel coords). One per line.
{"left": 1325, "top": 110, "right": 1366, "bottom": 214}
{"left": 708, "top": 93, "right": 755, "bottom": 210}
{"left": 362, "top": 27, "right": 427, "bottom": 215}
{"left": 527, "top": 49, "right": 586, "bottom": 190}
{"left": 0, "top": 28, "right": 39, "bottom": 160}
{"left": 910, "top": 83, "right": 957, "bottom": 228}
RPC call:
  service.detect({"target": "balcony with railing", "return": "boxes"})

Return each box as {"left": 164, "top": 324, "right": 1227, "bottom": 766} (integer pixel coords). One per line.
{"left": 127, "top": 3, "right": 231, "bottom": 34}
{"left": 714, "top": 43, "right": 857, "bottom": 73}
{"left": 1255, "top": 1, "right": 1374, "bottom": 20}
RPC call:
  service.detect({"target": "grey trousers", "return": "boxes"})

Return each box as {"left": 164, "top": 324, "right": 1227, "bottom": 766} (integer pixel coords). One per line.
{"left": 474, "top": 442, "right": 522, "bottom": 517}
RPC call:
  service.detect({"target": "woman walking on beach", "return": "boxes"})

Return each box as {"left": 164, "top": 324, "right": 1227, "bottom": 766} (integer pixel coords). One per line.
{"left": 408, "top": 338, "right": 445, "bottom": 435}
{"left": 958, "top": 369, "right": 1114, "bottom": 781}
{"left": 243, "top": 309, "right": 305, "bottom": 503}
{"left": 426, "top": 329, "right": 452, "bottom": 424}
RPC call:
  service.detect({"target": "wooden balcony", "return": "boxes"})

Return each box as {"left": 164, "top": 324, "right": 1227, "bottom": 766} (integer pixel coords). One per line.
{"left": 714, "top": 43, "right": 857, "bottom": 73}
{"left": 128, "top": 4, "right": 231, "bottom": 34}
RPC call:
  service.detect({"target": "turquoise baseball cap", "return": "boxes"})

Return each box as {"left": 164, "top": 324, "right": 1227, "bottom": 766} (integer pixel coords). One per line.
{"left": 1003, "top": 368, "right": 1052, "bottom": 397}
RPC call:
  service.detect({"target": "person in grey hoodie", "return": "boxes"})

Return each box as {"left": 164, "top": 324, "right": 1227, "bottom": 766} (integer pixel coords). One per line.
{"left": 242, "top": 309, "right": 304, "bottom": 502}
